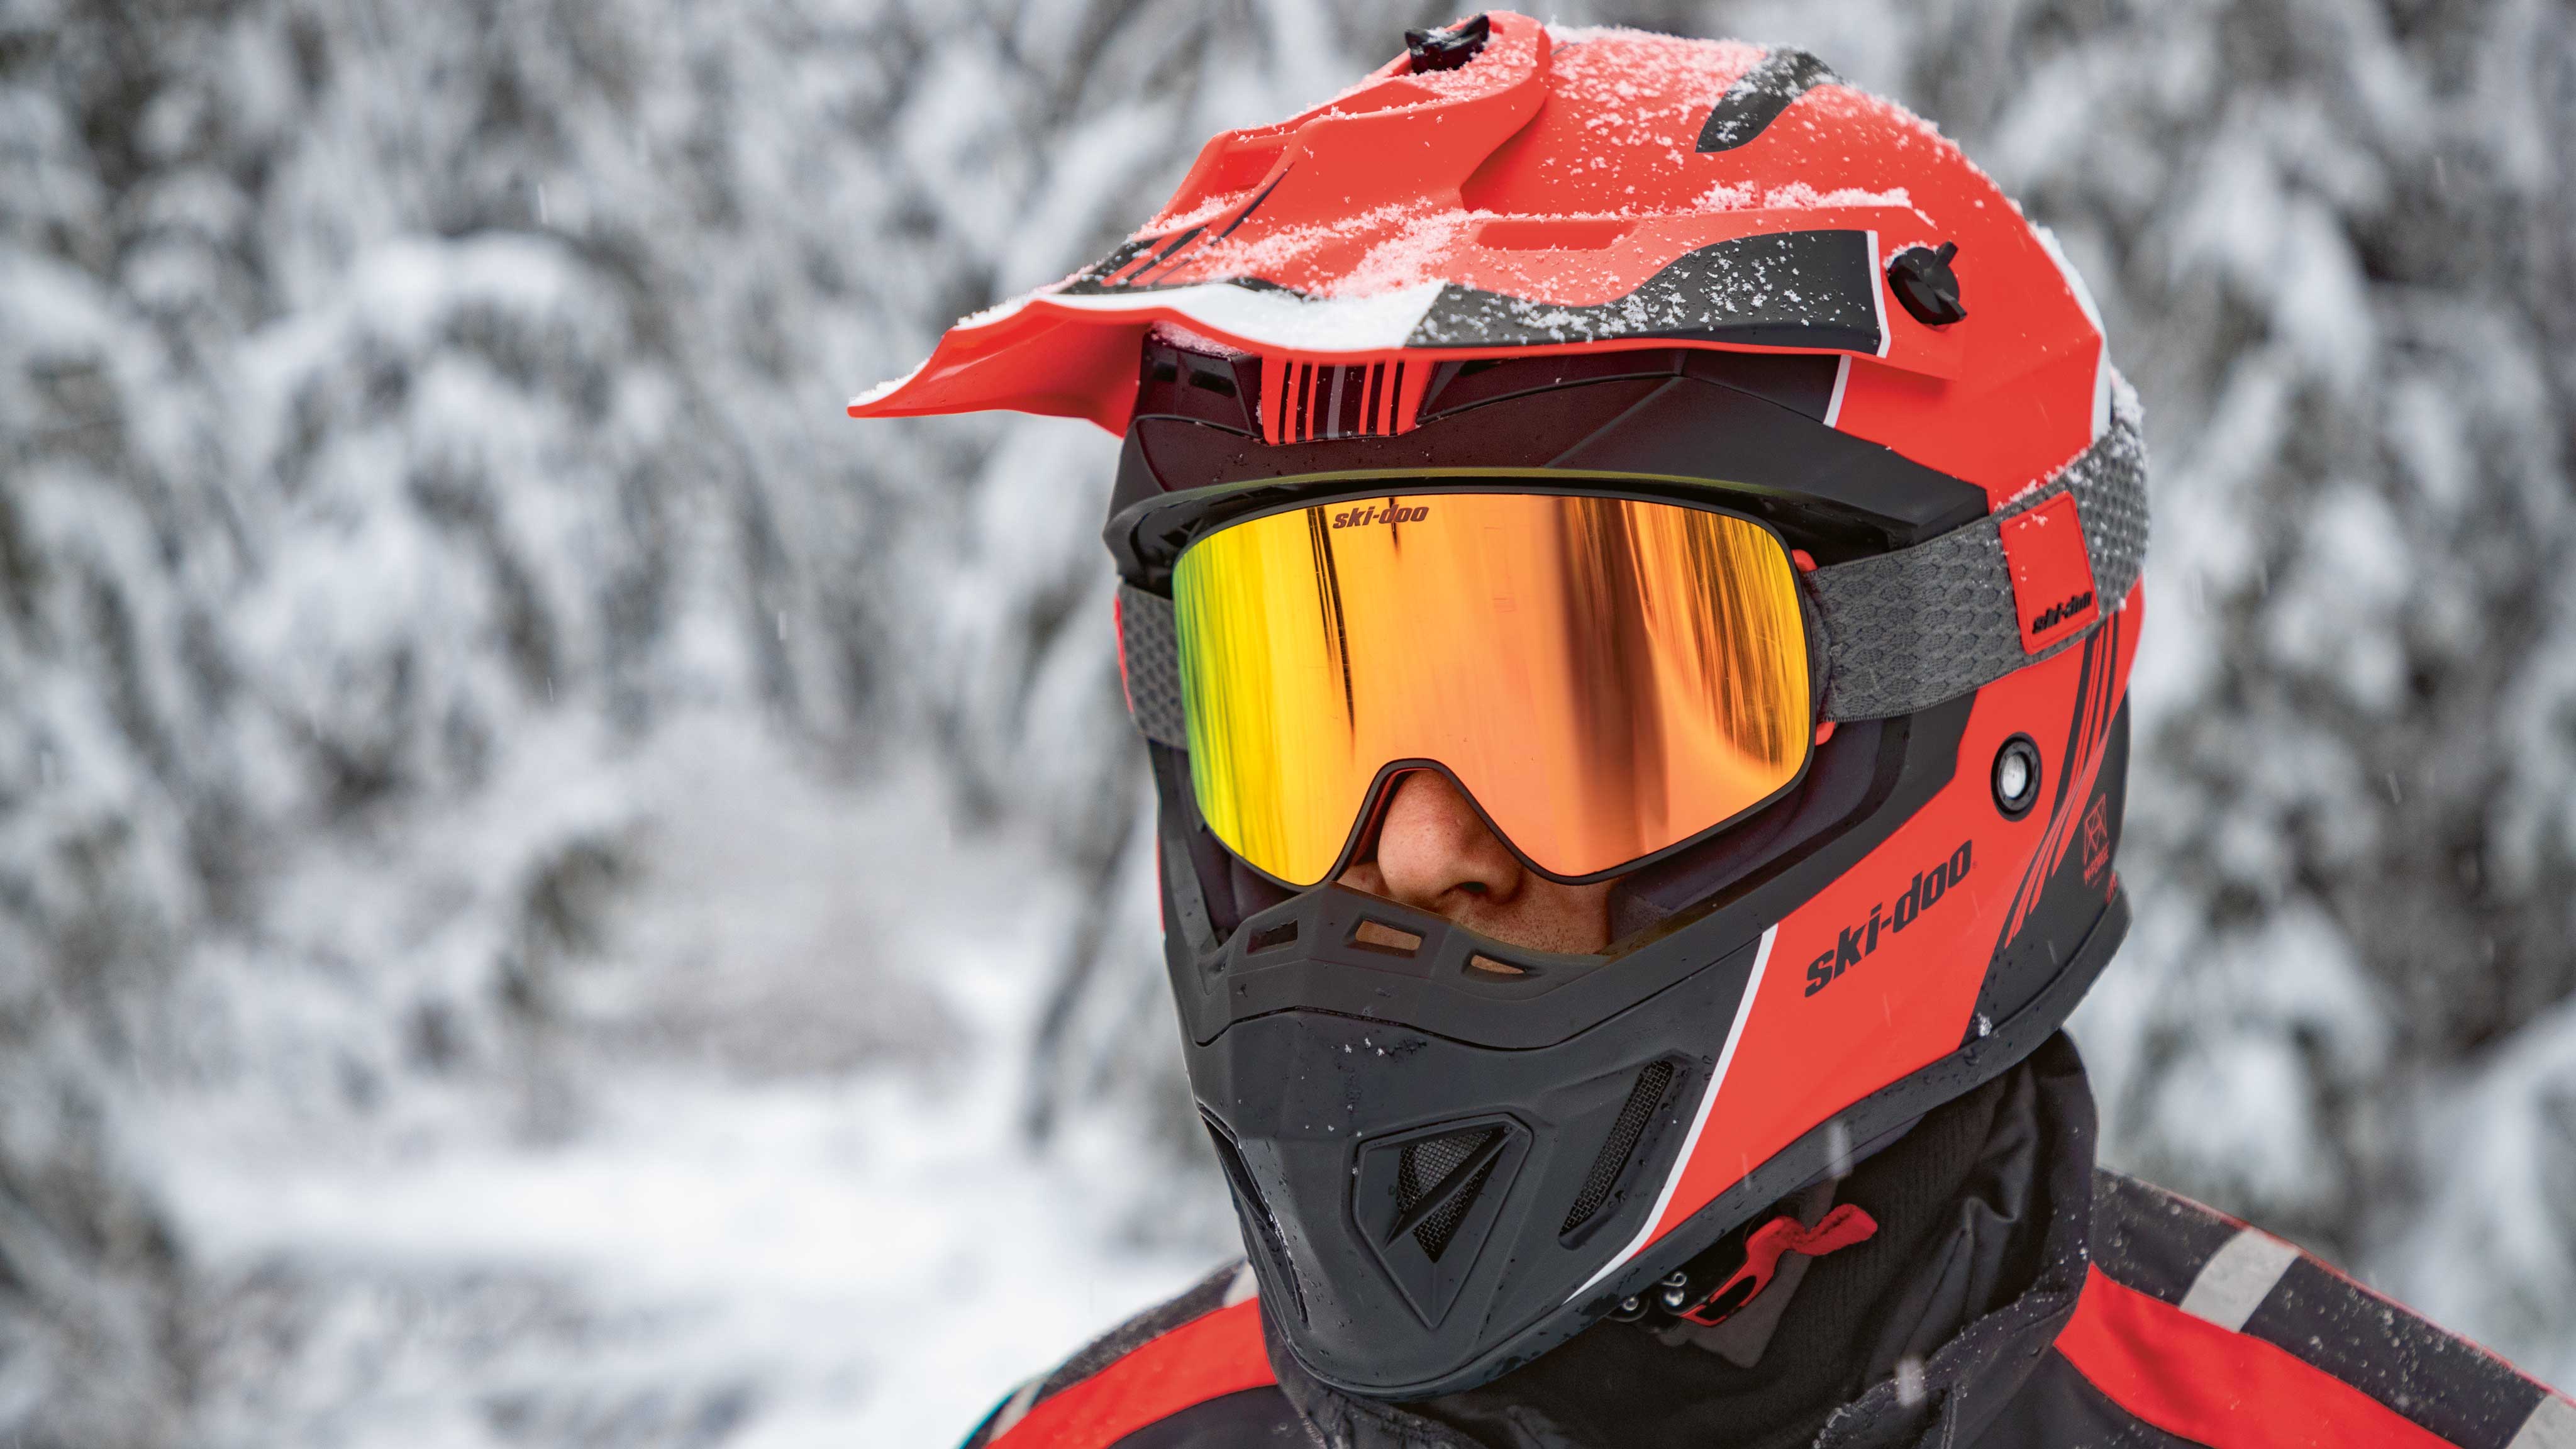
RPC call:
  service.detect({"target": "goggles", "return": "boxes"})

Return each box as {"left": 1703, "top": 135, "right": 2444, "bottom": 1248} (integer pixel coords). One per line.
{"left": 1115, "top": 407, "right": 2151, "bottom": 892}
{"left": 1169, "top": 489, "right": 1813, "bottom": 887}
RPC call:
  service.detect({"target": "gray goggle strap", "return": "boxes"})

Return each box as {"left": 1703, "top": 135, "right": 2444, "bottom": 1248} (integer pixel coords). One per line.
{"left": 1808, "top": 382, "right": 2148, "bottom": 719}
{"left": 1115, "top": 580, "right": 1191, "bottom": 748}
{"left": 1113, "top": 385, "right": 2146, "bottom": 745}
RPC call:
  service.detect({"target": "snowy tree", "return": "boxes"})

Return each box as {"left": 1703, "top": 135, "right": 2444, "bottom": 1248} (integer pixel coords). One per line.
{"left": 1, "top": 0, "right": 2572, "bottom": 1442}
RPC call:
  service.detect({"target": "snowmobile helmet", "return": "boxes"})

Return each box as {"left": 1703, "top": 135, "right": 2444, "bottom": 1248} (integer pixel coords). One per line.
{"left": 852, "top": 14, "right": 2148, "bottom": 1402}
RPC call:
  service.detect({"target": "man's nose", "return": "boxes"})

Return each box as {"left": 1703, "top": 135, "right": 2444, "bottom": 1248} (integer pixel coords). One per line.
{"left": 1367, "top": 770, "right": 1524, "bottom": 910}
{"left": 1338, "top": 770, "right": 1616, "bottom": 954}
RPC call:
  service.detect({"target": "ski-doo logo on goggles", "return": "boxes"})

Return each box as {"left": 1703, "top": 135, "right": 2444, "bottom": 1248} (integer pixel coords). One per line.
{"left": 1172, "top": 491, "right": 1813, "bottom": 888}
{"left": 1331, "top": 501, "right": 1432, "bottom": 529}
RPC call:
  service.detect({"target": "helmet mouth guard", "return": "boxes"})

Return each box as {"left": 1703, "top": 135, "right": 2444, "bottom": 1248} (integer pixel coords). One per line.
{"left": 1150, "top": 660, "right": 2136, "bottom": 1396}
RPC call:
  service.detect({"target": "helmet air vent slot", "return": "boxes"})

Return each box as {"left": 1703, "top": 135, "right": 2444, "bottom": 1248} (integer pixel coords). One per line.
{"left": 1466, "top": 954, "right": 1528, "bottom": 978}
{"left": 1561, "top": 1059, "right": 1681, "bottom": 1237}
{"left": 1355, "top": 1116, "right": 1530, "bottom": 1324}
{"left": 1349, "top": 919, "right": 1424, "bottom": 956}
{"left": 1204, "top": 1113, "right": 1311, "bottom": 1325}
{"left": 1397, "top": 1127, "right": 1506, "bottom": 1260}
{"left": 1404, "top": 15, "right": 1491, "bottom": 74}
{"left": 1256, "top": 357, "right": 1427, "bottom": 444}
{"left": 1248, "top": 921, "right": 1300, "bottom": 954}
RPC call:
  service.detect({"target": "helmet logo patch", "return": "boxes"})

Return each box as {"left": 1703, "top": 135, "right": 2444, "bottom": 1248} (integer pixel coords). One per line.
{"left": 1999, "top": 493, "right": 2099, "bottom": 653}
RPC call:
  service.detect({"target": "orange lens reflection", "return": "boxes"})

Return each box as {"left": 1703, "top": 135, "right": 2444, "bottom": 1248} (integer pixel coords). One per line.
{"left": 1172, "top": 492, "right": 1811, "bottom": 887}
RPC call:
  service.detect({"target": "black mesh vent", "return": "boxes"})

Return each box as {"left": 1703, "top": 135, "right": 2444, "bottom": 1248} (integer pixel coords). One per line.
{"left": 1562, "top": 1060, "right": 1678, "bottom": 1235}
{"left": 1399, "top": 1127, "right": 1502, "bottom": 1260}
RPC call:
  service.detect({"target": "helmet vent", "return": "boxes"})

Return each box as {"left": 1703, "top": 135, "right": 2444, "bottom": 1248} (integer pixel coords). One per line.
{"left": 1404, "top": 14, "right": 1491, "bottom": 73}
{"left": 1561, "top": 1060, "right": 1679, "bottom": 1235}
{"left": 1203, "top": 1114, "right": 1311, "bottom": 1325}
{"left": 1258, "top": 357, "right": 1425, "bottom": 444}
{"left": 1399, "top": 1127, "right": 1504, "bottom": 1260}
{"left": 1248, "top": 920, "right": 1299, "bottom": 953}
{"left": 1348, "top": 919, "right": 1424, "bottom": 956}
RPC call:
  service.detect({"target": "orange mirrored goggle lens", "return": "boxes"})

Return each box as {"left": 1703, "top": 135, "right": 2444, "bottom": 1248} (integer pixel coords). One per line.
{"left": 1172, "top": 491, "right": 1813, "bottom": 888}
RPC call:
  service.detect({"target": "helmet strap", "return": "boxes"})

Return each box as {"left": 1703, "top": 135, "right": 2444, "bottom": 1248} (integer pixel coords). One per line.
{"left": 1677, "top": 1202, "right": 1880, "bottom": 1328}
{"left": 1607, "top": 1179, "right": 1882, "bottom": 1371}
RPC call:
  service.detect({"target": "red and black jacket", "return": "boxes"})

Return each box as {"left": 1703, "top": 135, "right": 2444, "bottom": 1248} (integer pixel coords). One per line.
{"left": 957, "top": 1037, "right": 2572, "bottom": 1449}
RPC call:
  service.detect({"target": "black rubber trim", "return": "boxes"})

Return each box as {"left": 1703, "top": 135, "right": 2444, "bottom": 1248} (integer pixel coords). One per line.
{"left": 1106, "top": 368, "right": 1985, "bottom": 587}
{"left": 1414, "top": 348, "right": 1842, "bottom": 425}
{"left": 1697, "top": 49, "right": 1841, "bottom": 153}
{"left": 1404, "top": 230, "right": 1880, "bottom": 354}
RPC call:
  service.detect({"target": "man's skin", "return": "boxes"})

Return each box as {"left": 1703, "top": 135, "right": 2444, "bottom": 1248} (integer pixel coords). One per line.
{"left": 1338, "top": 772, "right": 1615, "bottom": 956}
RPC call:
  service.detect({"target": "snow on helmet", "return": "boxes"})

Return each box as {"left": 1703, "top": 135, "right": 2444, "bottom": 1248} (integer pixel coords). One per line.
{"left": 853, "top": 13, "right": 2146, "bottom": 1401}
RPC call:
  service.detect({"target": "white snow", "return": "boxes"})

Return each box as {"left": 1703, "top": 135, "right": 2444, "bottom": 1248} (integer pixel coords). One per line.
{"left": 1043, "top": 277, "right": 1447, "bottom": 354}
{"left": 6, "top": 3, "right": 2576, "bottom": 1445}
{"left": 145, "top": 718, "right": 1228, "bottom": 1449}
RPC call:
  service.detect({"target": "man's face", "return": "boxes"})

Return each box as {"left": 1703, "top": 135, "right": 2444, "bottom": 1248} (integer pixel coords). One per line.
{"left": 1335, "top": 772, "right": 1616, "bottom": 955}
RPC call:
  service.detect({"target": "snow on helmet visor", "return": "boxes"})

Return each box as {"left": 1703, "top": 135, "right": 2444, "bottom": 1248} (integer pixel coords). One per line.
{"left": 1172, "top": 491, "right": 1812, "bottom": 887}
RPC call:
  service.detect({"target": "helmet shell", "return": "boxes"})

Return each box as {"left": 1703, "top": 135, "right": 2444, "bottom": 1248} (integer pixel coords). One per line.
{"left": 852, "top": 13, "right": 2143, "bottom": 1399}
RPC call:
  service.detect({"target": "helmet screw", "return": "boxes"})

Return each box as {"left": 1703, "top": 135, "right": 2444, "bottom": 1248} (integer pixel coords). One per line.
{"left": 1660, "top": 1284, "right": 1694, "bottom": 1311}
{"left": 1993, "top": 735, "right": 2042, "bottom": 818}
{"left": 1405, "top": 14, "right": 1491, "bottom": 73}
{"left": 1887, "top": 242, "right": 1968, "bottom": 326}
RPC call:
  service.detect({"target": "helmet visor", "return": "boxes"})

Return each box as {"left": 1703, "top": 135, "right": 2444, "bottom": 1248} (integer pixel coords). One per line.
{"left": 1172, "top": 490, "right": 1813, "bottom": 887}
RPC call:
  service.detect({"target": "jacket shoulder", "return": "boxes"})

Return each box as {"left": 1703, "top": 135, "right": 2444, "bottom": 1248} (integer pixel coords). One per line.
{"left": 960, "top": 1261, "right": 1302, "bottom": 1449}
{"left": 2050, "top": 1169, "right": 2575, "bottom": 1449}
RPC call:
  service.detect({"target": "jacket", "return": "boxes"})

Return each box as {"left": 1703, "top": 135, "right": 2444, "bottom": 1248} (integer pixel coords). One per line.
{"left": 957, "top": 1036, "right": 2573, "bottom": 1449}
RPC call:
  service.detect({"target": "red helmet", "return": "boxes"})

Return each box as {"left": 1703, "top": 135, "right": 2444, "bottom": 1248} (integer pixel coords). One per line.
{"left": 855, "top": 13, "right": 2145, "bottom": 1401}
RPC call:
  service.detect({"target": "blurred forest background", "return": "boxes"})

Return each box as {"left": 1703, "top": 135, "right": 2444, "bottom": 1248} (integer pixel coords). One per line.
{"left": 2, "top": 0, "right": 2572, "bottom": 1444}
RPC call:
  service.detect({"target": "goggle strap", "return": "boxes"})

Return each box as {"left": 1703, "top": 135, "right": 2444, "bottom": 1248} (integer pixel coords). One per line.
{"left": 1116, "top": 580, "right": 1191, "bottom": 748}
{"left": 1807, "top": 381, "right": 2148, "bottom": 721}
{"left": 1110, "top": 377, "right": 2148, "bottom": 742}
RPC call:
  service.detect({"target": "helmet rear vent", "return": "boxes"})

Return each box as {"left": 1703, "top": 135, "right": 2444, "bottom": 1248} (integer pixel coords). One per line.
{"left": 1561, "top": 1060, "right": 1679, "bottom": 1235}
{"left": 1399, "top": 1127, "right": 1504, "bottom": 1260}
{"left": 1257, "top": 357, "right": 1426, "bottom": 444}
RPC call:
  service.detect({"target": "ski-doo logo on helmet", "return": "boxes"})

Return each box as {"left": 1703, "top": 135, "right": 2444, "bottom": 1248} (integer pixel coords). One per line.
{"left": 1331, "top": 501, "right": 1431, "bottom": 529}
{"left": 1805, "top": 841, "right": 1973, "bottom": 997}
{"left": 1999, "top": 492, "right": 2099, "bottom": 653}
{"left": 2028, "top": 589, "right": 2095, "bottom": 636}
